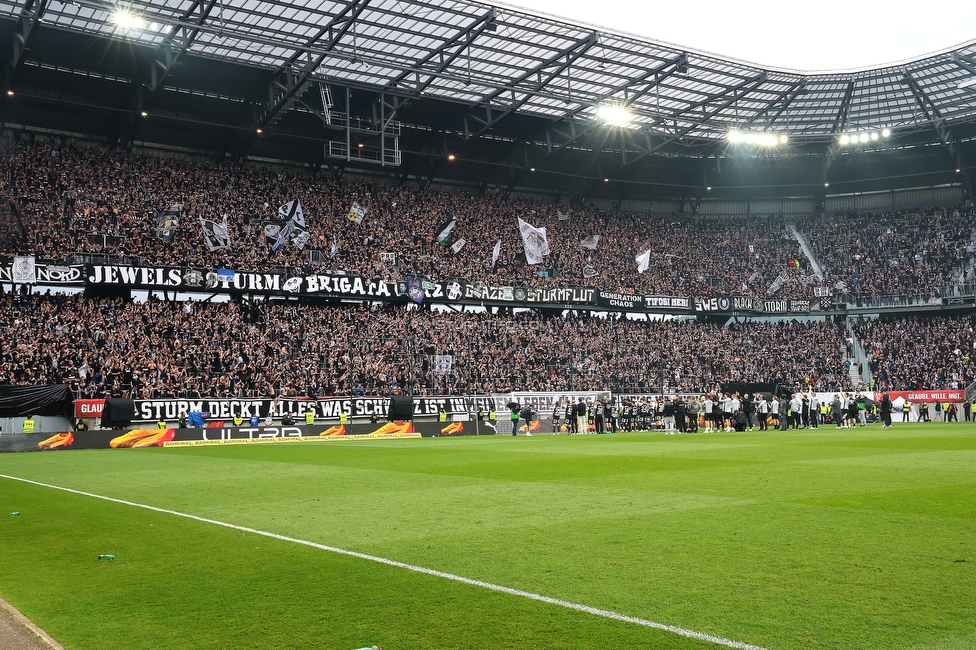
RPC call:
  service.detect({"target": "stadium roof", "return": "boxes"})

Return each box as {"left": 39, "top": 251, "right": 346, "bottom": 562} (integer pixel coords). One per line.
{"left": 2, "top": 0, "right": 976, "bottom": 200}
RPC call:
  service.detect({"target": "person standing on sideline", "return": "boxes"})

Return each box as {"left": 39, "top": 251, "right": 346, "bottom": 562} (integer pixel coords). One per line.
{"left": 809, "top": 393, "right": 820, "bottom": 429}
{"left": 509, "top": 403, "right": 521, "bottom": 436}
{"left": 964, "top": 399, "right": 972, "bottom": 422}
{"left": 880, "top": 393, "right": 893, "bottom": 428}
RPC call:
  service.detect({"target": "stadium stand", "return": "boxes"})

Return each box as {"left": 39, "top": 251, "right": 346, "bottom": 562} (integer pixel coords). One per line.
{"left": 852, "top": 314, "right": 976, "bottom": 391}
{"left": 6, "top": 135, "right": 975, "bottom": 303}
{"left": 0, "top": 291, "right": 852, "bottom": 397}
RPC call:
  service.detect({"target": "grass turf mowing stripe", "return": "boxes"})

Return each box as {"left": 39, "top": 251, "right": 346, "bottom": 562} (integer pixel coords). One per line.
{"left": 1, "top": 472, "right": 765, "bottom": 650}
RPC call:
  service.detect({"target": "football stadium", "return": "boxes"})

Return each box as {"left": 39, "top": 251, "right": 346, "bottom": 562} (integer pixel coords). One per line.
{"left": 1, "top": 0, "right": 976, "bottom": 648}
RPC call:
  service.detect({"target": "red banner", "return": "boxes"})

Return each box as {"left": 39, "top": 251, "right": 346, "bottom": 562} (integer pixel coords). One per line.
{"left": 75, "top": 399, "right": 105, "bottom": 418}
{"left": 885, "top": 390, "right": 964, "bottom": 402}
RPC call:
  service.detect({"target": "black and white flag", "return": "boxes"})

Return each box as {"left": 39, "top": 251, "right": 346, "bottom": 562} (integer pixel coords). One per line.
{"left": 154, "top": 204, "right": 181, "bottom": 244}
{"left": 766, "top": 270, "right": 789, "bottom": 295}
{"left": 582, "top": 264, "right": 599, "bottom": 279}
{"left": 200, "top": 215, "right": 231, "bottom": 251}
{"left": 491, "top": 240, "right": 501, "bottom": 267}
{"left": 266, "top": 200, "right": 310, "bottom": 252}
{"left": 517, "top": 218, "right": 550, "bottom": 265}
{"left": 580, "top": 235, "right": 601, "bottom": 250}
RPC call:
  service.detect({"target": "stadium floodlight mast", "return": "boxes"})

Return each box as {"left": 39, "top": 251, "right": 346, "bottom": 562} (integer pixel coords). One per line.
{"left": 726, "top": 130, "right": 788, "bottom": 146}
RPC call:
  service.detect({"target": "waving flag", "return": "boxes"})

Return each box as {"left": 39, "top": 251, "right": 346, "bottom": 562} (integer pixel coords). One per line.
{"left": 580, "top": 235, "right": 601, "bottom": 250}
{"left": 435, "top": 219, "right": 457, "bottom": 245}
{"left": 154, "top": 204, "right": 181, "bottom": 244}
{"left": 635, "top": 249, "right": 651, "bottom": 274}
{"left": 200, "top": 215, "right": 231, "bottom": 251}
{"left": 266, "top": 200, "right": 309, "bottom": 251}
{"left": 347, "top": 202, "right": 366, "bottom": 225}
{"left": 517, "top": 218, "right": 550, "bottom": 265}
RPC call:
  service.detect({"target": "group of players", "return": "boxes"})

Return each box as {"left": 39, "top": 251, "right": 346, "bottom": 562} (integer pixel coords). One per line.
{"left": 551, "top": 392, "right": 876, "bottom": 434}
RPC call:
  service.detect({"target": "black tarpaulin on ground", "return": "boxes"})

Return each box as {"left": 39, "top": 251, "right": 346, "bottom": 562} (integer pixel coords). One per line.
{"left": 101, "top": 399, "right": 136, "bottom": 427}
{"left": 0, "top": 385, "right": 73, "bottom": 417}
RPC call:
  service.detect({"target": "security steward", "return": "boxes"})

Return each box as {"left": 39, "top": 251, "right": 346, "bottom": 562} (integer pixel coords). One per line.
{"left": 438, "top": 407, "right": 448, "bottom": 423}
{"left": 22, "top": 415, "right": 35, "bottom": 433}
{"left": 488, "top": 408, "right": 496, "bottom": 422}
{"left": 233, "top": 414, "right": 244, "bottom": 427}
{"left": 304, "top": 410, "right": 315, "bottom": 425}
{"left": 339, "top": 411, "right": 349, "bottom": 425}
{"left": 157, "top": 418, "right": 167, "bottom": 429}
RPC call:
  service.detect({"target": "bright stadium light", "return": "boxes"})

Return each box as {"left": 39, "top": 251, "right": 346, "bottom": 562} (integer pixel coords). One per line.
{"left": 110, "top": 9, "right": 146, "bottom": 30}
{"left": 839, "top": 128, "right": 892, "bottom": 147}
{"left": 727, "top": 130, "right": 787, "bottom": 146}
{"left": 596, "top": 104, "right": 632, "bottom": 126}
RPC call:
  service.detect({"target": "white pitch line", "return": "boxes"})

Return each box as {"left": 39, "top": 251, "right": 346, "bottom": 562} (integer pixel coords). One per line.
{"left": 1, "top": 473, "right": 767, "bottom": 650}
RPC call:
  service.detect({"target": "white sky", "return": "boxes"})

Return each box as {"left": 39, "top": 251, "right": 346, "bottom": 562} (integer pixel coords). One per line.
{"left": 505, "top": 0, "right": 976, "bottom": 72}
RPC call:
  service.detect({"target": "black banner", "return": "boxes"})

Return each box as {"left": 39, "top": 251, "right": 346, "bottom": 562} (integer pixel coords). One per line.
{"left": 694, "top": 296, "right": 811, "bottom": 314}
{"left": 0, "top": 258, "right": 85, "bottom": 285}
{"left": 127, "top": 396, "right": 495, "bottom": 423}
{"left": 53, "top": 263, "right": 820, "bottom": 315}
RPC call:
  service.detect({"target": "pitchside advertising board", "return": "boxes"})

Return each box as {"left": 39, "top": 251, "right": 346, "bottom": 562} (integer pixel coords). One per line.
{"left": 3, "top": 422, "right": 481, "bottom": 452}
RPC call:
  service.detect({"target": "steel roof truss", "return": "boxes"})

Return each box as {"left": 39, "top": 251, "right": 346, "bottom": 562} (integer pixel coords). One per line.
{"left": 142, "top": 0, "right": 220, "bottom": 105}
{"left": 258, "top": 0, "right": 371, "bottom": 129}
{"left": 830, "top": 77, "right": 855, "bottom": 133}
{"left": 458, "top": 32, "right": 597, "bottom": 142}
{"left": 3, "top": 0, "right": 49, "bottom": 88}
{"left": 387, "top": 7, "right": 496, "bottom": 95}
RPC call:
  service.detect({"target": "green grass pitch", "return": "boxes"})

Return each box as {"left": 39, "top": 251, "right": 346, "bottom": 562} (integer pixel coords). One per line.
{"left": 2, "top": 425, "right": 976, "bottom": 650}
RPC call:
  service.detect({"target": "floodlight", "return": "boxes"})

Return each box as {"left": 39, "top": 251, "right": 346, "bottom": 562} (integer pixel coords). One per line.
{"left": 111, "top": 10, "right": 145, "bottom": 30}
{"left": 596, "top": 104, "right": 632, "bottom": 126}
{"left": 779, "top": 134, "right": 788, "bottom": 144}
{"left": 859, "top": 133, "right": 869, "bottom": 143}
{"left": 839, "top": 134, "right": 850, "bottom": 145}
{"left": 881, "top": 128, "right": 891, "bottom": 137}
{"left": 870, "top": 132, "right": 879, "bottom": 140}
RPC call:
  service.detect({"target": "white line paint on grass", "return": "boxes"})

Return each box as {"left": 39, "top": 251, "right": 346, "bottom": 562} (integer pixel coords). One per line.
{"left": 1, "top": 473, "right": 767, "bottom": 650}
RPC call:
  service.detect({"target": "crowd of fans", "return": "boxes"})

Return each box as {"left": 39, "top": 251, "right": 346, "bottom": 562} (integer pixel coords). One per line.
{"left": 853, "top": 314, "right": 976, "bottom": 391}
{"left": 0, "top": 133, "right": 843, "bottom": 300}
{"left": 797, "top": 206, "right": 976, "bottom": 301}
{"left": 4, "top": 133, "right": 975, "bottom": 302}
{"left": 1, "top": 291, "right": 854, "bottom": 397}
